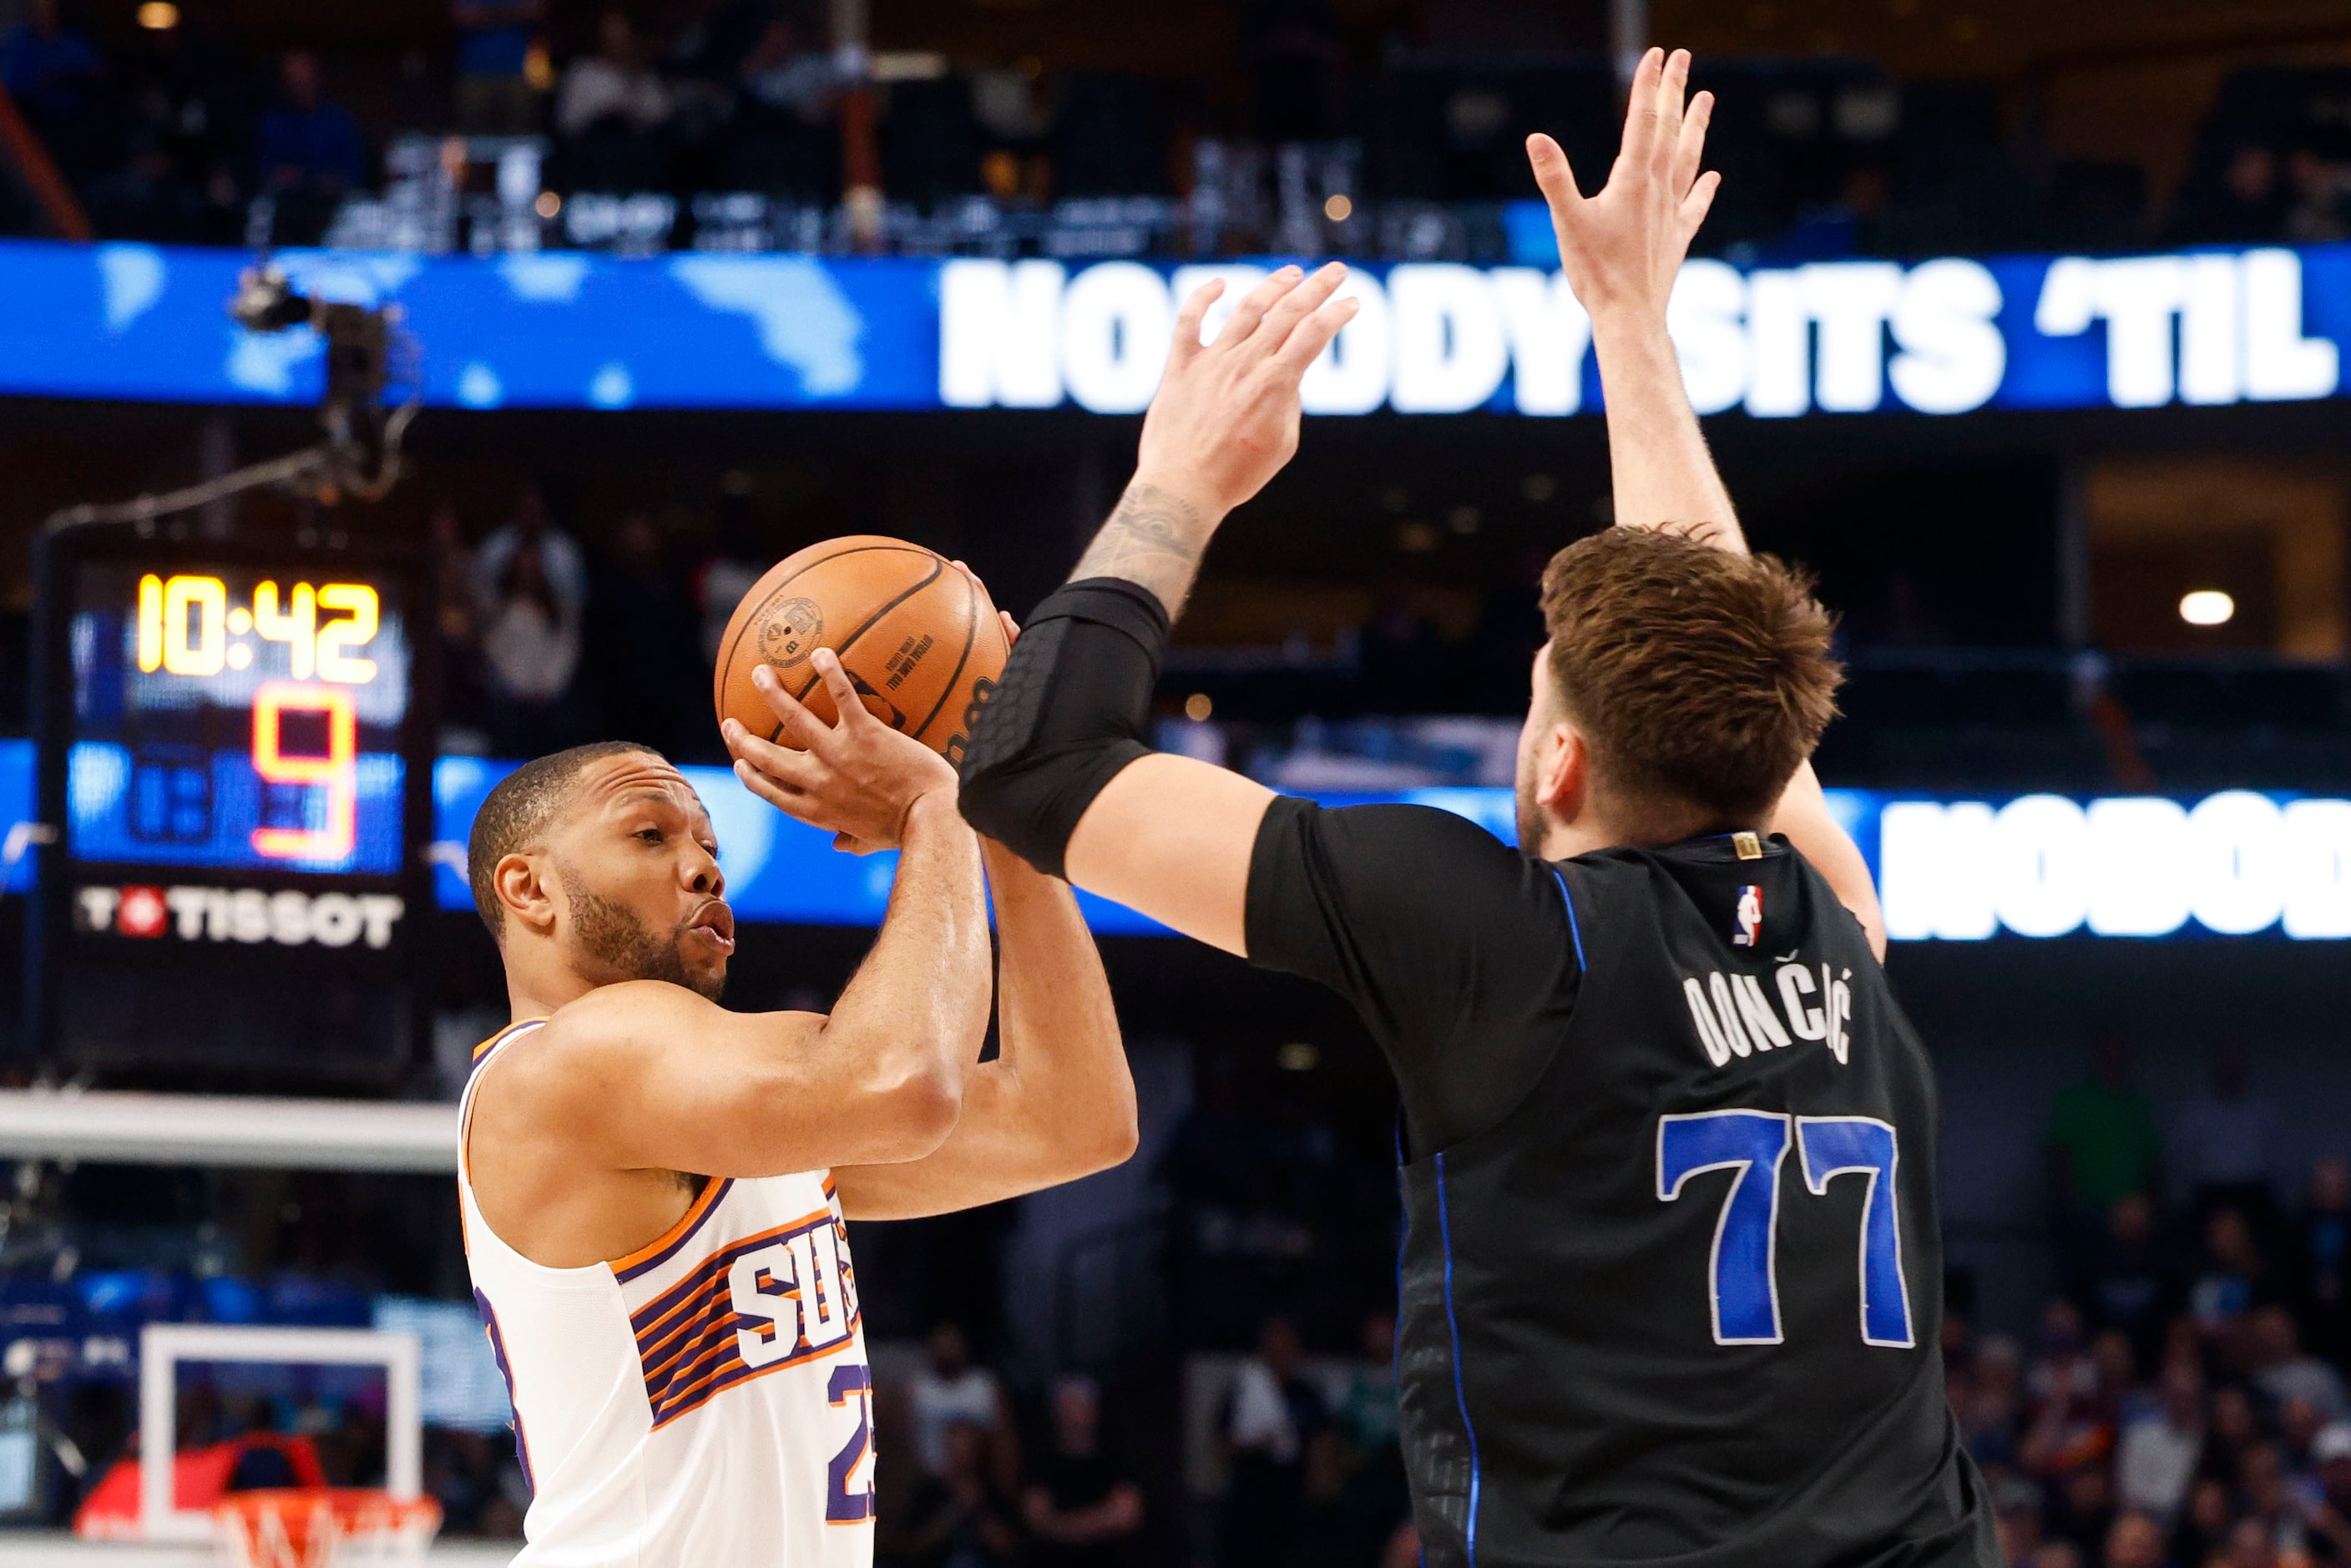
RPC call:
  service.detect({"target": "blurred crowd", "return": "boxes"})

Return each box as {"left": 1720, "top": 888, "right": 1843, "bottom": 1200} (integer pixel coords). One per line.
{"left": 1975, "top": 1041, "right": 2351, "bottom": 1567}
{"left": 4, "top": 0, "right": 2350, "bottom": 256}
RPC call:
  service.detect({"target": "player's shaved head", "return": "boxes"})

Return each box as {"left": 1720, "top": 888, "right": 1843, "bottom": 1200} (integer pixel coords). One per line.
{"left": 1540, "top": 529, "right": 1840, "bottom": 840}
{"left": 468, "top": 741, "right": 668, "bottom": 941}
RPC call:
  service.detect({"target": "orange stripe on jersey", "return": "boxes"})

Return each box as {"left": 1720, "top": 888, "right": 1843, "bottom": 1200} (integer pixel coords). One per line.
{"left": 609, "top": 1178, "right": 736, "bottom": 1283}
{"left": 627, "top": 1207, "right": 858, "bottom": 1430}
{"left": 472, "top": 1017, "right": 549, "bottom": 1065}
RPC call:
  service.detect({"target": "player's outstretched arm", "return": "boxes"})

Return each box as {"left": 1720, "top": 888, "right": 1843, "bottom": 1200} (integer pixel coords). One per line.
{"left": 524, "top": 652, "right": 993, "bottom": 1179}
{"left": 959, "top": 266, "right": 1358, "bottom": 953}
{"left": 833, "top": 838, "right": 1136, "bottom": 1218}
{"left": 1530, "top": 47, "right": 1736, "bottom": 552}
{"left": 1531, "top": 49, "right": 1884, "bottom": 956}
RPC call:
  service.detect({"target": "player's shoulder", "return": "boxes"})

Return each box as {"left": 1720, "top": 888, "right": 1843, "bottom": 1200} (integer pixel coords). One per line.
{"left": 500, "top": 981, "right": 719, "bottom": 1089}
{"left": 1278, "top": 796, "right": 1529, "bottom": 861}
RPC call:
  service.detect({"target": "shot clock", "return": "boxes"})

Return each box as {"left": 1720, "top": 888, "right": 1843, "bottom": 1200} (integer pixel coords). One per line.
{"left": 27, "top": 526, "right": 437, "bottom": 1084}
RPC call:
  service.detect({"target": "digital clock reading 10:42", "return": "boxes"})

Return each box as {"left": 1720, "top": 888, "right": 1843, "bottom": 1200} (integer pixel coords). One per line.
{"left": 62, "top": 563, "right": 413, "bottom": 878}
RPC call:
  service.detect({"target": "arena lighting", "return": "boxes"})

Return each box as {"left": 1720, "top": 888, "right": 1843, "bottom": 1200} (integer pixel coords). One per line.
{"left": 1324, "top": 194, "right": 1353, "bottom": 222}
{"left": 2180, "top": 589, "right": 2237, "bottom": 626}
{"left": 134, "top": 2, "right": 178, "bottom": 28}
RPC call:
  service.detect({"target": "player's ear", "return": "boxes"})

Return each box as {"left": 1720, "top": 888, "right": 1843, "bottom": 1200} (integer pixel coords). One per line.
{"left": 1536, "top": 723, "right": 1590, "bottom": 823}
{"left": 495, "top": 852, "right": 559, "bottom": 938}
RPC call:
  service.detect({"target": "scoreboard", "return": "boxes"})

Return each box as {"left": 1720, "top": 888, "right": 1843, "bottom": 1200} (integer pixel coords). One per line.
{"left": 28, "top": 527, "right": 435, "bottom": 1083}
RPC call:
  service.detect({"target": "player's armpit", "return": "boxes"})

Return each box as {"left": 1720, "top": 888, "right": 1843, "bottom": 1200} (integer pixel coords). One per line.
{"left": 1064, "top": 753, "right": 1278, "bottom": 956}
{"left": 834, "top": 843, "right": 1135, "bottom": 1220}
{"left": 511, "top": 981, "right": 964, "bottom": 1179}
{"left": 1772, "top": 761, "right": 1886, "bottom": 962}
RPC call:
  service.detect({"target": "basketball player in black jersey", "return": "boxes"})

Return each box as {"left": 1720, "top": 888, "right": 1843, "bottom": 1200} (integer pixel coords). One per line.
{"left": 959, "top": 47, "right": 1998, "bottom": 1568}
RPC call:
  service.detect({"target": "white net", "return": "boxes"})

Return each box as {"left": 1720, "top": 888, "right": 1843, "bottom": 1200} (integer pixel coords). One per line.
{"left": 214, "top": 1490, "right": 442, "bottom": 1568}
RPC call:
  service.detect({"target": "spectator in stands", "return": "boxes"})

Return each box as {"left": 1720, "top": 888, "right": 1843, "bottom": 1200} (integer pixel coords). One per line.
{"left": 2176, "top": 1044, "right": 2281, "bottom": 1235}
{"left": 257, "top": 49, "right": 367, "bottom": 244}
{"left": 877, "top": 1417, "right": 1020, "bottom": 1568}
{"left": 1310, "top": 1308, "right": 1409, "bottom": 1568}
{"left": 2116, "top": 1357, "right": 2204, "bottom": 1522}
{"left": 452, "top": 0, "right": 546, "bottom": 134}
{"left": 556, "top": 8, "right": 670, "bottom": 190}
{"left": 695, "top": 474, "right": 766, "bottom": 665}
{"left": 2101, "top": 1510, "right": 2166, "bottom": 1568}
{"left": 2296, "top": 1156, "right": 2351, "bottom": 1363}
{"left": 2249, "top": 1304, "right": 2348, "bottom": 1424}
{"left": 473, "top": 488, "right": 588, "bottom": 756}
{"left": 586, "top": 512, "right": 700, "bottom": 759}
{"left": 2304, "top": 1422, "right": 2351, "bottom": 1562}
{"left": 2284, "top": 145, "right": 2350, "bottom": 244}
{"left": 2075, "top": 1193, "right": 2182, "bottom": 1370}
{"left": 473, "top": 481, "right": 588, "bottom": 619}
{"left": 908, "top": 1323, "right": 1010, "bottom": 1481}
{"left": 1020, "top": 1376, "right": 1142, "bottom": 1568}
{"left": 0, "top": 0, "right": 104, "bottom": 183}
{"left": 1219, "top": 1316, "right": 1324, "bottom": 1568}
{"left": 88, "top": 2, "right": 251, "bottom": 243}
{"left": 2048, "top": 1036, "right": 2164, "bottom": 1240}
{"left": 2171, "top": 143, "right": 2287, "bottom": 245}
{"left": 2192, "top": 1208, "right": 2272, "bottom": 1332}
{"left": 1237, "top": 0, "right": 1343, "bottom": 146}
{"left": 1963, "top": 1334, "right": 2027, "bottom": 1469}
{"left": 2171, "top": 1475, "right": 2235, "bottom": 1566}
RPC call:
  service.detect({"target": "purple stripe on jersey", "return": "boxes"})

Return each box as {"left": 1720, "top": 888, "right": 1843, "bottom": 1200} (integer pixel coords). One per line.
{"left": 473, "top": 1287, "right": 535, "bottom": 1490}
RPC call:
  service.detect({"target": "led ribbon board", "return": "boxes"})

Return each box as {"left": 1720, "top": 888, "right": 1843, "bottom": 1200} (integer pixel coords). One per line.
{"left": 0, "top": 239, "right": 2345, "bottom": 417}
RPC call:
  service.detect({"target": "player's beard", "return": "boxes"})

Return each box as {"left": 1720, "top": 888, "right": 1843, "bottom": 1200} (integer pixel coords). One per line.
{"left": 1514, "top": 742, "right": 1544, "bottom": 856}
{"left": 560, "top": 874, "right": 725, "bottom": 1000}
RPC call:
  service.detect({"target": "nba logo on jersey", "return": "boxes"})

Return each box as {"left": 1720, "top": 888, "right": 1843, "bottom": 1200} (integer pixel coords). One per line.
{"left": 1732, "top": 884, "right": 1763, "bottom": 948}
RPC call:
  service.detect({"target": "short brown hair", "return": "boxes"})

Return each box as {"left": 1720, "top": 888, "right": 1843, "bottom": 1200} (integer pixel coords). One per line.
{"left": 468, "top": 741, "right": 666, "bottom": 942}
{"left": 1540, "top": 529, "right": 1840, "bottom": 839}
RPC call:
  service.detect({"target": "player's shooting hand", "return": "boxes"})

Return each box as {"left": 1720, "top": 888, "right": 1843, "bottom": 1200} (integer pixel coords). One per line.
{"left": 723, "top": 650, "right": 961, "bottom": 856}
{"left": 1526, "top": 47, "right": 1719, "bottom": 323}
{"left": 1134, "top": 262, "right": 1360, "bottom": 519}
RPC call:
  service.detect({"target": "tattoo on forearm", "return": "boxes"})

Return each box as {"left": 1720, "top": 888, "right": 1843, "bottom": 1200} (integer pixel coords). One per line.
{"left": 1070, "top": 482, "right": 1211, "bottom": 613}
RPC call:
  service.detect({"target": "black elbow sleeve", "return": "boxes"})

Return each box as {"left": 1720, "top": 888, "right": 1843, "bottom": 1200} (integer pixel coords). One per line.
{"left": 958, "top": 578, "right": 1170, "bottom": 878}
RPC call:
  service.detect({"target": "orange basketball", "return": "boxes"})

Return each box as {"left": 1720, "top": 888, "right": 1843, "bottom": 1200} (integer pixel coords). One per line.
{"left": 713, "top": 536, "right": 1010, "bottom": 766}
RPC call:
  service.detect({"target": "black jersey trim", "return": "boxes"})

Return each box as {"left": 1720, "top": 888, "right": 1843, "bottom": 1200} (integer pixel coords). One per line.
{"left": 1434, "top": 1151, "right": 1484, "bottom": 1565}
{"left": 1550, "top": 867, "right": 1586, "bottom": 972}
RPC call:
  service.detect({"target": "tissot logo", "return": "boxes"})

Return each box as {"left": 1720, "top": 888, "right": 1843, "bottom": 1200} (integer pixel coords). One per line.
{"left": 74, "top": 884, "right": 405, "bottom": 949}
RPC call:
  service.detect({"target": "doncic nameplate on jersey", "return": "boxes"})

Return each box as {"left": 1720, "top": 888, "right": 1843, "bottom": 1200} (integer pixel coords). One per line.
{"left": 25, "top": 524, "right": 437, "bottom": 1085}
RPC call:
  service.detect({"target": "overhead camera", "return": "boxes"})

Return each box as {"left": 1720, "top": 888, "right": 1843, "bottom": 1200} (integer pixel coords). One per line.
{"left": 48, "top": 263, "right": 419, "bottom": 532}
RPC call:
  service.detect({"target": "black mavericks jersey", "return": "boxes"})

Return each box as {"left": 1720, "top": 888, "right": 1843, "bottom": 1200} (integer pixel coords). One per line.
{"left": 1246, "top": 798, "right": 1996, "bottom": 1568}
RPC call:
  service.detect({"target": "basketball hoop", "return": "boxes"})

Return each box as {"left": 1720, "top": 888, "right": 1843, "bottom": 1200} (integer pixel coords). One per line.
{"left": 213, "top": 1489, "right": 442, "bottom": 1568}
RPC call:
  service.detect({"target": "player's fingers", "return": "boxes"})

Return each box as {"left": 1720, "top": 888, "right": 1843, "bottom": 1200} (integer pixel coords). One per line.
{"left": 1170, "top": 278, "right": 1224, "bottom": 362}
{"left": 1272, "top": 294, "right": 1359, "bottom": 373}
{"left": 747, "top": 664, "right": 830, "bottom": 749}
{"left": 1672, "top": 90, "right": 1712, "bottom": 199}
{"left": 731, "top": 755, "right": 813, "bottom": 819}
{"left": 1615, "top": 47, "right": 1665, "bottom": 167}
{"left": 1653, "top": 49, "right": 1691, "bottom": 174}
{"left": 1525, "top": 134, "right": 1585, "bottom": 215}
{"left": 1214, "top": 265, "right": 1304, "bottom": 350}
{"left": 1679, "top": 169, "right": 1722, "bottom": 242}
{"left": 999, "top": 609, "right": 1020, "bottom": 645}
{"left": 809, "top": 649, "right": 869, "bottom": 738}
{"left": 1255, "top": 262, "right": 1347, "bottom": 357}
{"left": 723, "top": 719, "right": 823, "bottom": 790}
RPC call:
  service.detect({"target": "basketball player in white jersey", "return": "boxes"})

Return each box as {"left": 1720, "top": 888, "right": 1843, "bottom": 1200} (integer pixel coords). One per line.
{"left": 460, "top": 630, "right": 1133, "bottom": 1565}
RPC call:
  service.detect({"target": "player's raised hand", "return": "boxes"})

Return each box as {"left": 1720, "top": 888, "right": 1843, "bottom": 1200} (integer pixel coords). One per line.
{"left": 1526, "top": 47, "right": 1719, "bottom": 321}
{"left": 1134, "top": 262, "right": 1360, "bottom": 518}
{"left": 723, "top": 650, "right": 962, "bottom": 855}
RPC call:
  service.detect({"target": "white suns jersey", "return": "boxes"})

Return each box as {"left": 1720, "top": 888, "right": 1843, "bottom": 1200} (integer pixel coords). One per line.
{"left": 459, "top": 1019, "right": 875, "bottom": 1566}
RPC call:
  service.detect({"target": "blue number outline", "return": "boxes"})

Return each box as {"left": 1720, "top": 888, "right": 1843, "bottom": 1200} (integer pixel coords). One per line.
{"left": 1794, "top": 1115, "right": 1915, "bottom": 1348}
{"left": 1655, "top": 1110, "right": 1792, "bottom": 1345}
